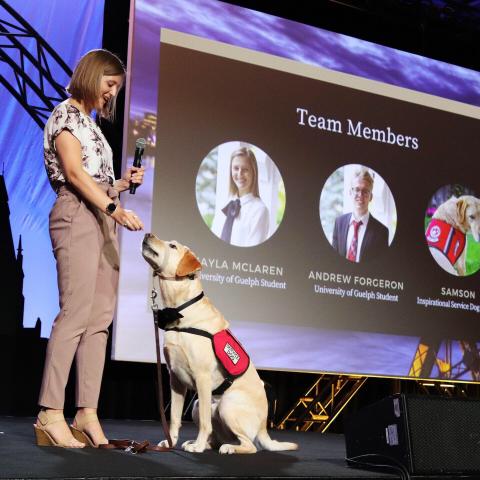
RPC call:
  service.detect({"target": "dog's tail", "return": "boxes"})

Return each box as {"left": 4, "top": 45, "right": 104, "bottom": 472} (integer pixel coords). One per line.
{"left": 256, "top": 428, "right": 298, "bottom": 451}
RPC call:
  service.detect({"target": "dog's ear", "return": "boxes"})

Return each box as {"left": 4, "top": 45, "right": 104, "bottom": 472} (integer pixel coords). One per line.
{"left": 457, "top": 198, "right": 468, "bottom": 227}
{"left": 176, "top": 250, "right": 202, "bottom": 277}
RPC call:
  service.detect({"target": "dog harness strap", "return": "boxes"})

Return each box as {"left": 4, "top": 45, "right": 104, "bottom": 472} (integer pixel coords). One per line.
{"left": 426, "top": 219, "right": 466, "bottom": 265}
{"left": 155, "top": 292, "right": 205, "bottom": 330}
{"left": 176, "top": 292, "right": 205, "bottom": 312}
{"left": 212, "top": 377, "right": 235, "bottom": 396}
{"left": 165, "top": 327, "right": 212, "bottom": 339}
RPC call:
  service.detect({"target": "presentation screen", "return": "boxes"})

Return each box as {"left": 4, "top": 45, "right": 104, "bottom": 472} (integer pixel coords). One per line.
{"left": 114, "top": 0, "right": 480, "bottom": 382}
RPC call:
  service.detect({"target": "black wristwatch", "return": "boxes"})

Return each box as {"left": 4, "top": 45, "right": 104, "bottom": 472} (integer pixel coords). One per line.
{"left": 105, "top": 202, "right": 117, "bottom": 216}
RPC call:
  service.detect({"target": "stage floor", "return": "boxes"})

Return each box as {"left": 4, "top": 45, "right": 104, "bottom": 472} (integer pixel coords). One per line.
{"left": 0, "top": 416, "right": 399, "bottom": 480}
{"left": 4, "top": 415, "right": 477, "bottom": 479}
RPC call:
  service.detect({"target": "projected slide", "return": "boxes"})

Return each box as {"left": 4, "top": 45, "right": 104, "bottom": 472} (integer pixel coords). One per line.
{"left": 114, "top": 0, "right": 480, "bottom": 382}
{"left": 154, "top": 28, "right": 480, "bottom": 333}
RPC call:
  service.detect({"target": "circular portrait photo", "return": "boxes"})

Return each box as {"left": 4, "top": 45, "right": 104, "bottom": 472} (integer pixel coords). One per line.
{"left": 320, "top": 164, "right": 396, "bottom": 263}
{"left": 196, "top": 141, "right": 285, "bottom": 247}
{"left": 424, "top": 184, "right": 480, "bottom": 276}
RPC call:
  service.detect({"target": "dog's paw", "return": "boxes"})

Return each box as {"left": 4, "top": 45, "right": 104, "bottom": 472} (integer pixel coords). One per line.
{"left": 219, "top": 444, "right": 236, "bottom": 455}
{"left": 182, "top": 440, "right": 206, "bottom": 453}
{"left": 158, "top": 439, "right": 176, "bottom": 448}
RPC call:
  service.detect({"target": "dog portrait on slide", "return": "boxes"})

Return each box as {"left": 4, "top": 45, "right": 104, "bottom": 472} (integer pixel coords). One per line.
{"left": 425, "top": 194, "right": 480, "bottom": 276}
{"left": 142, "top": 233, "right": 298, "bottom": 454}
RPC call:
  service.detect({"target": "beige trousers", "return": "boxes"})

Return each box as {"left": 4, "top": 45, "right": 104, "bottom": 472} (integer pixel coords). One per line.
{"left": 38, "top": 183, "right": 119, "bottom": 409}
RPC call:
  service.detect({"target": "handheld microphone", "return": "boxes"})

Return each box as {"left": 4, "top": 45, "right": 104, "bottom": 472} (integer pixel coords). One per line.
{"left": 129, "top": 137, "right": 146, "bottom": 194}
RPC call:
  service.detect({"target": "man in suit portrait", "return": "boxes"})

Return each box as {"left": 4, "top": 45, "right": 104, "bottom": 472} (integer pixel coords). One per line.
{"left": 332, "top": 167, "right": 389, "bottom": 262}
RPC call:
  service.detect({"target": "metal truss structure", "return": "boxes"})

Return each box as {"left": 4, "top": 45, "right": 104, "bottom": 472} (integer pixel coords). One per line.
{"left": 409, "top": 337, "right": 480, "bottom": 381}
{"left": 278, "top": 366, "right": 480, "bottom": 433}
{"left": 277, "top": 374, "right": 367, "bottom": 432}
{"left": 0, "top": 0, "right": 71, "bottom": 129}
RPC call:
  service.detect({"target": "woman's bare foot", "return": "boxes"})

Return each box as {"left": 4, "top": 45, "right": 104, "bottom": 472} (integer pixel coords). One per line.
{"left": 36, "top": 409, "right": 85, "bottom": 448}
{"left": 73, "top": 408, "right": 109, "bottom": 446}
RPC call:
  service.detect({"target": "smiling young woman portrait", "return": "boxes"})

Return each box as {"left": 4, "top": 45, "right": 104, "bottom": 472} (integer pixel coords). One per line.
{"left": 197, "top": 142, "right": 285, "bottom": 248}
{"left": 36, "top": 49, "right": 145, "bottom": 448}
{"left": 212, "top": 147, "right": 269, "bottom": 247}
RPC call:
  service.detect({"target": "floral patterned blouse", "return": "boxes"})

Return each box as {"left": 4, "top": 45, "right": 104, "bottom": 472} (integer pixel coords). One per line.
{"left": 44, "top": 100, "right": 115, "bottom": 191}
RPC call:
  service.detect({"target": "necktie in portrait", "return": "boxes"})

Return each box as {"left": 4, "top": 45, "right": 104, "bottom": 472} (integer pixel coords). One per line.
{"left": 347, "top": 220, "right": 362, "bottom": 262}
{"left": 220, "top": 198, "right": 241, "bottom": 242}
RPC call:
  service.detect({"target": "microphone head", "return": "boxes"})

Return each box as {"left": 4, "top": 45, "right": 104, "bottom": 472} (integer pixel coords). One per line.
{"left": 136, "top": 138, "right": 147, "bottom": 149}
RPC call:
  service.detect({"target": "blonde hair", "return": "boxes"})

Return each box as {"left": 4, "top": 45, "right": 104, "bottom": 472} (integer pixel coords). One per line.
{"left": 228, "top": 147, "right": 260, "bottom": 197}
{"left": 67, "top": 49, "right": 125, "bottom": 120}
{"left": 351, "top": 167, "right": 374, "bottom": 192}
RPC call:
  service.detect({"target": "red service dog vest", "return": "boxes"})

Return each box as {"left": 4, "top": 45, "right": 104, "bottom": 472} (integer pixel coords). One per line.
{"left": 164, "top": 325, "right": 250, "bottom": 394}
{"left": 212, "top": 329, "right": 250, "bottom": 377}
{"left": 426, "top": 218, "right": 466, "bottom": 266}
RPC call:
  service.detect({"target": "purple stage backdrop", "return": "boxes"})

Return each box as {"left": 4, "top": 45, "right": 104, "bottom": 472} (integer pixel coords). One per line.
{"left": 1, "top": 0, "right": 104, "bottom": 336}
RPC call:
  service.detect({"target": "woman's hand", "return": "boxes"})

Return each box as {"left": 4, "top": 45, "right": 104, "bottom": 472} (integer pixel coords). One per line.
{"left": 115, "top": 166, "right": 146, "bottom": 192}
{"left": 111, "top": 206, "right": 144, "bottom": 231}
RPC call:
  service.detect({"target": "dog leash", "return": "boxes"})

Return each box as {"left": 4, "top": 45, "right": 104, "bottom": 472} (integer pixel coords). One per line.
{"left": 98, "top": 439, "right": 171, "bottom": 454}
{"left": 98, "top": 439, "right": 150, "bottom": 454}
{"left": 151, "top": 277, "right": 174, "bottom": 450}
{"left": 95, "top": 286, "right": 173, "bottom": 455}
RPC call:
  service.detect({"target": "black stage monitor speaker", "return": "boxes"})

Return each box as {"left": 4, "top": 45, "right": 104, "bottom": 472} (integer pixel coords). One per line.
{"left": 344, "top": 393, "right": 480, "bottom": 475}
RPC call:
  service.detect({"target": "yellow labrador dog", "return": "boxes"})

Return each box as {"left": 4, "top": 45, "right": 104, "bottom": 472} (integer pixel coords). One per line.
{"left": 426, "top": 195, "right": 480, "bottom": 276}
{"left": 142, "top": 233, "right": 298, "bottom": 454}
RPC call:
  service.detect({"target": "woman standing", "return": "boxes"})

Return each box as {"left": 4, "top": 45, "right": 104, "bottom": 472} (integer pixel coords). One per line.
{"left": 34, "top": 49, "right": 144, "bottom": 447}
